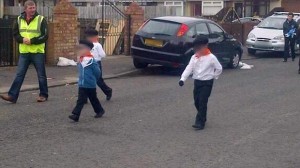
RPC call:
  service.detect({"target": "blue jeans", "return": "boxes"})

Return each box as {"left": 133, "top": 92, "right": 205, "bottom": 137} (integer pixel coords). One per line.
{"left": 8, "top": 53, "right": 48, "bottom": 102}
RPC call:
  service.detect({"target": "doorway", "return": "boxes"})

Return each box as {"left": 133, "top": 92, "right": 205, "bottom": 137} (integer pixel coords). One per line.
{"left": 234, "top": 2, "right": 243, "bottom": 18}
{"left": 193, "top": 3, "right": 202, "bottom": 16}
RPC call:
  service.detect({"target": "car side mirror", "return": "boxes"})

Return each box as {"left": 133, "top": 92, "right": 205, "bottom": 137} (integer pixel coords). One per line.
{"left": 225, "top": 33, "right": 234, "bottom": 39}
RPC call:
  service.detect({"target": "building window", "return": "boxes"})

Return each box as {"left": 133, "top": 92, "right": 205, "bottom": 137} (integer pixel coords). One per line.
{"left": 202, "top": 0, "right": 224, "bottom": 16}
{"left": 244, "top": 0, "right": 270, "bottom": 17}
{"left": 164, "top": 1, "right": 183, "bottom": 16}
{"left": 4, "top": 0, "right": 15, "bottom": 6}
{"left": 72, "top": 2, "right": 87, "bottom": 6}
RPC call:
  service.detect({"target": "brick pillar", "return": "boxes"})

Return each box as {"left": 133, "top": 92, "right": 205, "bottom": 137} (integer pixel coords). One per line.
{"left": 124, "top": 2, "right": 144, "bottom": 55}
{"left": 46, "top": 0, "right": 78, "bottom": 65}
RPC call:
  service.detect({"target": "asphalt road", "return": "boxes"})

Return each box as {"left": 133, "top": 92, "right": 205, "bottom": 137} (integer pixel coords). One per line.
{"left": 1, "top": 52, "right": 300, "bottom": 168}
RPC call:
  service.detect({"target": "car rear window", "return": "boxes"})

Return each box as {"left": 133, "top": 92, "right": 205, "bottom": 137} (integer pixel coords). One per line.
{"left": 140, "top": 20, "right": 181, "bottom": 36}
{"left": 257, "top": 17, "right": 286, "bottom": 30}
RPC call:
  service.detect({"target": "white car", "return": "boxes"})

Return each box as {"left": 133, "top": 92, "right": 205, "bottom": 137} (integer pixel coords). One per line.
{"left": 232, "top": 17, "right": 262, "bottom": 24}
{"left": 246, "top": 12, "right": 300, "bottom": 55}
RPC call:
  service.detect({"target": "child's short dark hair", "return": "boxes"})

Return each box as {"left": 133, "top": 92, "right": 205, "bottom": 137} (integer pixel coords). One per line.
{"left": 79, "top": 39, "right": 94, "bottom": 50}
{"left": 288, "top": 12, "right": 294, "bottom": 17}
{"left": 193, "top": 35, "right": 209, "bottom": 47}
{"left": 85, "top": 29, "right": 99, "bottom": 37}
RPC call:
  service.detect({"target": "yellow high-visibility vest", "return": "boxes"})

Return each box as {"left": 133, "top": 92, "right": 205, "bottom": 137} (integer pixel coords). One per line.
{"left": 18, "top": 15, "right": 45, "bottom": 54}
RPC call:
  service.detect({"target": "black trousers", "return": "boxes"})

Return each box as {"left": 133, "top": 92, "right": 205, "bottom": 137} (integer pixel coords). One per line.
{"left": 284, "top": 37, "right": 296, "bottom": 60}
{"left": 193, "top": 79, "right": 214, "bottom": 126}
{"left": 72, "top": 88, "right": 104, "bottom": 117}
{"left": 97, "top": 61, "right": 112, "bottom": 96}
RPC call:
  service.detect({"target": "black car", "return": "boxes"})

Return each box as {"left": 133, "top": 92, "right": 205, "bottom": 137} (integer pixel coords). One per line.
{"left": 131, "top": 16, "right": 243, "bottom": 69}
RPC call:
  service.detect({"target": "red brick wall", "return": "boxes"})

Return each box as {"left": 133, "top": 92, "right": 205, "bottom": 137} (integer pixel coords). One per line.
{"left": 282, "top": 0, "right": 300, "bottom": 13}
{"left": 124, "top": 2, "right": 144, "bottom": 55}
{"left": 46, "top": 0, "right": 78, "bottom": 65}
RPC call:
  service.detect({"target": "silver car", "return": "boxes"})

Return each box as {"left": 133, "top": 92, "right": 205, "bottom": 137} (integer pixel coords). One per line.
{"left": 232, "top": 17, "right": 262, "bottom": 24}
{"left": 246, "top": 12, "right": 300, "bottom": 55}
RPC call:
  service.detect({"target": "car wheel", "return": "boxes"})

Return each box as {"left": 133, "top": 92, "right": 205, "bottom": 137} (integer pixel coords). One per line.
{"left": 133, "top": 58, "right": 148, "bottom": 69}
{"left": 248, "top": 48, "right": 256, "bottom": 55}
{"left": 229, "top": 51, "right": 241, "bottom": 69}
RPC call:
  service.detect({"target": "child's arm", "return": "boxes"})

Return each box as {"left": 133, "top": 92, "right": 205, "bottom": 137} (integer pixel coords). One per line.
{"left": 180, "top": 56, "right": 195, "bottom": 82}
{"left": 92, "top": 61, "right": 101, "bottom": 79}
{"left": 97, "top": 43, "right": 106, "bottom": 59}
{"left": 212, "top": 56, "right": 222, "bottom": 79}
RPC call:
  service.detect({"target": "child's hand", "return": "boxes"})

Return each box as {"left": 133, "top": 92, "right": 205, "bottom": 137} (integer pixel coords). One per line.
{"left": 179, "top": 80, "right": 184, "bottom": 87}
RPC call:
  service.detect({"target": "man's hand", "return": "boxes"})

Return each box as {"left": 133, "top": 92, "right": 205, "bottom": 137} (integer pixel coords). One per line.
{"left": 23, "top": 38, "right": 31, "bottom": 45}
{"left": 179, "top": 80, "right": 184, "bottom": 87}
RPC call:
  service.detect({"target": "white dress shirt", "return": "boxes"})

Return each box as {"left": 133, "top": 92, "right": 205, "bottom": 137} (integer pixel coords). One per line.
{"left": 180, "top": 53, "right": 223, "bottom": 81}
{"left": 91, "top": 42, "right": 106, "bottom": 62}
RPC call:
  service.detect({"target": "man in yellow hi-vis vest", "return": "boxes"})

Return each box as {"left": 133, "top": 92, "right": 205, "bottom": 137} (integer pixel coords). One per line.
{"left": 1, "top": 0, "right": 48, "bottom": 103}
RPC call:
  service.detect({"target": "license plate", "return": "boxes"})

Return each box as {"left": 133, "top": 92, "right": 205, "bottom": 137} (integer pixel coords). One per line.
{"left": 145, "top": 39, "right": 163, "bottom": 47}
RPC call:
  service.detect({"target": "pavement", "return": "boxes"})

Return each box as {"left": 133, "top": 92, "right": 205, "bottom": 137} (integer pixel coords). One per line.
{"left": 0, "top": 49, "right": 256, "bottom": 94}
{"left": 1, "top": 51, "right": 300, "bottom": 167}
{"left": 0, "top": 55, "right": 137, "bottom": 94}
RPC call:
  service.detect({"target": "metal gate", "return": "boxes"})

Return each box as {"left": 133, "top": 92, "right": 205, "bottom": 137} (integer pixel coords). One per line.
{"left": 78, "top": 0, "right": 131, "bottom": 55}
{"left": 100, "top": 0, "right": 130, "bottom": 55}
{"left": 0, "top": 19, "right": 18, "bottom": 66}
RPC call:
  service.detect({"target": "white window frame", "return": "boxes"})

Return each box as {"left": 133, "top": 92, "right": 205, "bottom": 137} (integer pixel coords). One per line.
{"left": 164, "top": 1, "right": 183, "bottom": 7}
{"left": 164, "top": 1, "right": 184, "bottom": 16}
{"left": 202, "top": 0, "right": 224, "bottom": 16}
{"left": 0, "top": 0, "right": 3, "bottom": 18}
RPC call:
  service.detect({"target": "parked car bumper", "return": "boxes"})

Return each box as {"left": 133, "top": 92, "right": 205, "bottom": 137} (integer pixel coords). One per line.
{"left": 246, "top": 39, "right": 285, "bottom": 52}
{"left": 131, "top": 46, "right": 188, "bottom": 68}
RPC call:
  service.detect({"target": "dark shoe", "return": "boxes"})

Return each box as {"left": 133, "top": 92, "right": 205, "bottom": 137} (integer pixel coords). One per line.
{"left": 69, "top": 114, "right": 79, "bottom": 122}
{"left": 283, "top": 60, "right": 287, "bottom": 62}
{"left": 192, "top": 124, "right": 205, "bottom": 130}
{"left": 95, "top": 111, "right": 105, "bottom": 118}
{"left": 298, "top": 70, "right": 300, "bottom": 74}
{"left": 0, "top": 95, "right": 16, "bottom": 103}
{"left": 292, "top": 59, "right": 295, "bottom": 61}
{"left": 37, "top": 96, "right": 47, "bottom": 102}
{"left": 106, "top": 90, "right": 112, "bottom": 101}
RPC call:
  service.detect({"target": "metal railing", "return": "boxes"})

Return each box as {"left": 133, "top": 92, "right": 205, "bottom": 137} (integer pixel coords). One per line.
{"left": 5, "top": 5, "right": 180, "bottom": 20}
{"left": 0, "top": 19, "right": 18, "bottom": 66}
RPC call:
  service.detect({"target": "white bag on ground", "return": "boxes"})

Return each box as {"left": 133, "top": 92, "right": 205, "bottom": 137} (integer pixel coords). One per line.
{"left": 57, "top": 57, "right": 77, "bottom": 66}
{"left": 239, "top": 61, "right": 254, "bottom": 70}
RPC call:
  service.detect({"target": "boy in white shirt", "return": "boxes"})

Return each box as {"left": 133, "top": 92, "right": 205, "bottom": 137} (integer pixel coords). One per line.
{"left": 85, "top": 29, "right": 112, "bottom": 101}
{"left": 179, "top": 35, "right": 222, "bottom": 130}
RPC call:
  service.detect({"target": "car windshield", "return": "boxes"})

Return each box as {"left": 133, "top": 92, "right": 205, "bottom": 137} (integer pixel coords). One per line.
{"left": 257, "top": 17, "right": 286, "bottom": 30}
{"left": 140, "top": 20, "right": 181, "bottom": 36}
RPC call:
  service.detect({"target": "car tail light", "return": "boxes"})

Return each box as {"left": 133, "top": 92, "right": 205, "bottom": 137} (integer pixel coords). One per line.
{"left": 138, "top": 19, "right": 149, "bottom": 31}
{"left": 177, "top": 24, "right": 189, "bottom": 37}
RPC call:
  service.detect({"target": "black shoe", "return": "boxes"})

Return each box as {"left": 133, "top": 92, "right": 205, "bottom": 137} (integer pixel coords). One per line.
{"left": 106, "top": 90, "right": 112, "bottom": 101}
{"left": 283, "top": 60, "right": 287, "bottom": 62}
{"left": 298, "top": 70, "right": 300, "bottom": 74}
{"left": 69, "top": 114, "right": 79, "bottom": 122}
{"left": 95, "top": 111, "right": 105, "bottom": 118}
{"left": 192, "top": 124, "right": 205, "bottom": 130}
{"left": 292, "top": 59, "right": 295, "bottom": 62}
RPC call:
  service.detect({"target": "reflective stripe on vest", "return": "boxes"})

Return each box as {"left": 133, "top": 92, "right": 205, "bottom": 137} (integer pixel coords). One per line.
{"left": 18, "top": 15, "right": 45, "bottom": 54}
